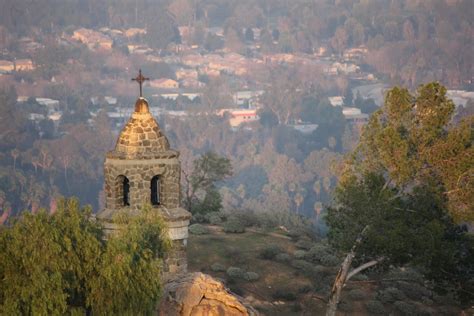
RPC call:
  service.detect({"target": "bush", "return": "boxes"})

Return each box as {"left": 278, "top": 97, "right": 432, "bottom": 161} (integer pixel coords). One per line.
{"left": 348, "top": 288, "right": 366, "bottom": 300}
{"left": 259, "top": 244, "right": 282, "bottom": 260}
{"left": 206, "top": 212, "right": 223, "bottom": 225}
{"left": 226, "top": 267, "right": 244, "bottom": 279}
{"left": 210, "top": 262, "right": 226, "bottom": 272}
{"left": 290, "top": 260, "right": 314, "bottom": 271}
{"left": 223, "top": 218, "right": 245, "bottom": 233}
{"left": 272, "top": 288, "right": 297, "bottom": 301}
{"left": 366, "top": 300, "right": 385, "bottom": 315}
{"left": 351, "top": 273, "right": 369, "bottom": 281}
{"left": 293, "top": 250, "right": 307, "bottom": 260}
{"left": 377, "top": 287, "right": 406, "bottom": 304}
{"left": 394, "top": 301, "right": 417, "bottom": 316}
{"left": 320, "top": 254, "right": 340, "bottom": 266}
{"left": 306, "top": 243, "right": 333, "bottom": 263}
{"left": 191, "top": 213, "right": 207, "bottom": 223}
{"left": 338, "top": 300, "right": 352, "bottom": 312}
{"left": 395, "top": 281, "right": 431, "bottom": 300}
{"left": 244, "top": 272, "right": 260, "bottom": 281}
{"left": 275, "top": 253, "right": 290, "bottom": 263}
{"left": 295, "top": 239, "right": 313, "bottom": 250}
{"left": 189, "top": 224, "right": 209, "bottom": 235}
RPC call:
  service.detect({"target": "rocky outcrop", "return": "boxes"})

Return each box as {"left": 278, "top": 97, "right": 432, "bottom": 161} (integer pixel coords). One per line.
{"left": 158, "top": 272, "right": 258, "bottom": 316}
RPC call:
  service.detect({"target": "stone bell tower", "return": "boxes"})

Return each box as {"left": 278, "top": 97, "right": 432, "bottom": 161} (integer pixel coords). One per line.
{"left": 97, "top": 70, "right": 191, "bottom": 278}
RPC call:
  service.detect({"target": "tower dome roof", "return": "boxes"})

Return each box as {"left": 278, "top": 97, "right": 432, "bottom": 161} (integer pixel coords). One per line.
{"left": 112, "top": 97, "right": 172, "bottom": 159}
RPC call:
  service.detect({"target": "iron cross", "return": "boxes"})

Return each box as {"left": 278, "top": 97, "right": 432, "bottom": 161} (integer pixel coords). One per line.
{"left": 132, "top": 69, "right": 149, "bottom": 97}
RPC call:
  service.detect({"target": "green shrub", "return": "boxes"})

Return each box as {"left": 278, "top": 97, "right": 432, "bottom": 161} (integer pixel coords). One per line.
{"left": 366, "top": 300, "right": 385, "bottom": 315}
{"left": 259, "top": 244, "right": 282, "bottom": 260}
{"left": 191, "top": 213, "right": 207, "bottom": 223}
{"left": 272, "top": 288, "right": 296, "bottom": 301}
{"left": 206, "top": 212, "right": 223, "bottom": 225}
{"left": 275, "top": 253, "right": 290, "bottom": 263}
{"left": 210, "top": 262, "right": 226, "bottom": 272}
{"left": 387, "top": 267, "right": 424, "bottom": 283}
{"left": 290, "top": 260, "right": 313, "bottom": 271}
{"left": 348, "top": 288, "right": 366, "bottom": 300}
{"left": 189, "top": 224, "right": 209, "bottom": 235}
{"left": 338, "top": 300, "right": 352, "bottom": 312}
{"left": 306, "top": 243, "right": 333, "bottom": 263}
{"left": 293, "top": 250, "right": 307, "bottom": 260}
{"left": 395, "top": 281, "right": 431, "bottom": 300}
{"left": 226, "top": 267, "right": 244, "bottom": 279}
{"left": 223, "top": 218, "right": 245, "bottom": 233}
{"left": 351, "top": 273, "right": 369, "bottom": 281}
{"left": 244, "top": 272, "right": 260, "bottom": 281}
{"left": 394, "top": 301, "right": 417, "bottom": 316}
{"left": 320, "top": 254, "right": 340, "bottom": 266}
{"left": 377, "top": 287, "right": 406, "bottom": 304}
{"left": 295, "top": 239, "right": 313, "bottom": 250}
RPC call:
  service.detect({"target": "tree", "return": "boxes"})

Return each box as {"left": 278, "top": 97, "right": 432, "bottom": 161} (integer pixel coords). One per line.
{"left": 325, "top": 83, "right": 474, "bottom": 314}
{"left": 0, "top": 198, "right": 170, "bottom": 314}
{"left": 348, "top": 83, "right": 472, "bottom": 221}
{"left": 244, "top": 27, "right": 254, "bottom": 42}
{"left": 183, "top": 151, "right": 233, "bottom": 214}
{"left": 145, "top": 10, "right": 181, "bottom": 49}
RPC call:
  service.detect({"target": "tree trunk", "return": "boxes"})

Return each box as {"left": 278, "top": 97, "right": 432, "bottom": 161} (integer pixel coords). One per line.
{"left": 326, "top": 226, "right": 370, "bottom": 316}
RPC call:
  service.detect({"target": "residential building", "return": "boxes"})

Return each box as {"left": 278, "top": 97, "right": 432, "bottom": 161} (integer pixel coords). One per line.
{"left": 0, "top": 60, "right": 14, "bottom": 73}
{"left": 149, "top": 78, "right": 179, "bottom": 89}
{"left": 15, "top": 59, "right": 35, "bottom": 71}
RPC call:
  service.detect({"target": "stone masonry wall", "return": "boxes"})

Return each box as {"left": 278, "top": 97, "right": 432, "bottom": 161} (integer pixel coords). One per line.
{"left": 163, "top": 239, "right": 188, "bottom": 281}
{"left": 104, "top": 157, "right": 181, "bottom": 211}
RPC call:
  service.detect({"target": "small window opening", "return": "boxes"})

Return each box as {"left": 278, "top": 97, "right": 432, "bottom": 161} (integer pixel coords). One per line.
{"left": 123, "top": 177, "right": 130, "bottom": 206}
{"left": 151, "top": 175, "right": 160, "bottom": 206}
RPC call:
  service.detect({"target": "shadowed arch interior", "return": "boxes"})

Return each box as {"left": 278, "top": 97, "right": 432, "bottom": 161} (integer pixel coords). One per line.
{"left": 116, "top": 175, "right": 130, "bottom": 207}
{"left": 151, "top": 175, "right": 160, "bottom": 206}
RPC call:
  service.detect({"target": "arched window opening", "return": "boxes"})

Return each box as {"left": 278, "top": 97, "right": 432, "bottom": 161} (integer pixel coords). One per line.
{"left": 123, "top": 177, "right": 130, "bottom": 206}
{"left": 151, "top": 175, "right": 160, "bottom": 206}
{"left": 116, "top": 175, "right": 130, "bottom": 207}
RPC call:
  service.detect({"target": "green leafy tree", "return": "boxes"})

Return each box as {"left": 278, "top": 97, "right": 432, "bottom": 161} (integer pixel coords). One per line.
{"left": 0, "top": 198, "right": 169, "bottom": 314}
{"left": 88, "top": 205, "right": 170, "bottom": 314}
{"left": 325, "top": 83, "right": 474, "bottom": 314}
{"left": 183, "top": 151, "right": 233, "bottom": 214}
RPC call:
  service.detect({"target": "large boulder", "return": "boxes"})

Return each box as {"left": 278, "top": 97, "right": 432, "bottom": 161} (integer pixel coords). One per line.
{"left": 158, "top": 272, "right": 258, "bottom": 316}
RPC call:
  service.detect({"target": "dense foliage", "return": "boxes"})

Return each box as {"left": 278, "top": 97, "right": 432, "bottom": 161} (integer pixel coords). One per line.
{"left": 327, "top": 83, "right": 474, "bottom": 304}
{"left": 0, "top": 198, "right": 170, "bottom": 314}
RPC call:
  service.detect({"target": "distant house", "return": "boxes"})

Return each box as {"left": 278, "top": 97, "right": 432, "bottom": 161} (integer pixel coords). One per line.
{"left": 217, "top": 108, "right": 259, "bottom": 127}
{"left": 342, "top": 107, "right": 369, "bottom": 123}
{"left": 124, "top": 28, "right": 146, "bottom": 38}
{"left": 290, "top": 124, "right": 318, "bottom": 134}
{"left": 343, "top": 46, "right": 368, "bottom": 61}
{"left": 328, "top": 96, "right": 344, "bottom": 107}
{"left": 180, "top": 78, "right": 205, "bottom": 89}
{"left": 175, "top": 68, "right": 198, "bottom": 81}
{"left": 0, "top": 60, "right": 14, "bottom": 73}
{"left": 127, "top": 44, "right": 152, "bottom": 54}
{"left": 36, "top": 98, "right": 60, "bottom": 113}
{"left": 72, "top": 28, "right": 113, "bottom": 50}
{"left": 233, "top": 90, "right": 264, "bottom": 106}
{"left": 149, "top": 79, "right": 179, "bottom": 90}
{"left": 199, "top": 67, "right": 220, "bottom": 77}
{"left": 15, "top": 59, "right": 34, "bottom": 71}
{"left": 332, "top": 62, "right": 359, "bottom": 74}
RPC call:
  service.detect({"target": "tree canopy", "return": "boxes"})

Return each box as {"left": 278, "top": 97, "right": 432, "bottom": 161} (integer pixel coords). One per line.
{"left": 0, "top": 198, "right": 170, "bottom": 314}
{"left": 326, "top": 82, "right": 474, "bottom": 303}
{"left": 183, "top": 151, "right": 233, "bottom": 214}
